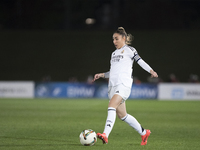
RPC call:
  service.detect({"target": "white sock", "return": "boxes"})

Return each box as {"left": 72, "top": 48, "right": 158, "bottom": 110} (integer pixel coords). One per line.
{"left": 103, "top": 107, "right": 116, "bottom": 138}
{"left": 121, "top": 114, "right": 146, "bottom": 135}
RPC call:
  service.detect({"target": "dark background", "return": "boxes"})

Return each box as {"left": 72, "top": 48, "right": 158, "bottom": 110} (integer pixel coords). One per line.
{"left": 1, "top": 0, "right": 200, "bottom": 82}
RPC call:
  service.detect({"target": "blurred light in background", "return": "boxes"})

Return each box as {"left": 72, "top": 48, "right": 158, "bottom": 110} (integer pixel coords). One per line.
{"left": 85, "top": 18, "right": 96, "bottom": 25}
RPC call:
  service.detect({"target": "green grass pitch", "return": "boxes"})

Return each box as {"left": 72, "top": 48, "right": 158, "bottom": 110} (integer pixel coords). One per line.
{"left": 0, "top": 98, "right": 200, "bottom": 150}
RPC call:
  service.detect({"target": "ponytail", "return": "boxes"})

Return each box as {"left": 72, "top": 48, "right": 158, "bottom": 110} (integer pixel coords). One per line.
{"left": 114, "top": 27, "right": 133, "bottom": 45}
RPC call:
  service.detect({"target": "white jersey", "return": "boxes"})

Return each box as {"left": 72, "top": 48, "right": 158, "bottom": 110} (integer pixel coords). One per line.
{"left": 108, "top": 45, "right": 141, "bottom": 88}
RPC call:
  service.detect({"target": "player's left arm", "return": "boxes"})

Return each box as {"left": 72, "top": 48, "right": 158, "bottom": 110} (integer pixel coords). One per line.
{"left": 132, "top": 51, "right": 158, "bottom": 78}
{"left": 137, "top": 59, "right": 158, "bottom": 78}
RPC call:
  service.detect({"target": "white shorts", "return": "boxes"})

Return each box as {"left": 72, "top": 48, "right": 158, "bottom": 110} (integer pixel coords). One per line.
{"left": 108, "top": 84, "right": 131, "bottom": 102}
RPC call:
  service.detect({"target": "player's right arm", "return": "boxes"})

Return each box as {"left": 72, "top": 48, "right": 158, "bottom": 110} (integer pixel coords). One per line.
{"left": 93, "top": 71, "right": 110, "bottom": 82}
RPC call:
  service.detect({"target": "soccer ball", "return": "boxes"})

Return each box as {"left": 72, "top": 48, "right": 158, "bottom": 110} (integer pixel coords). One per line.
{"left": 79, "top": 129, "right": 97, "bottom": 146}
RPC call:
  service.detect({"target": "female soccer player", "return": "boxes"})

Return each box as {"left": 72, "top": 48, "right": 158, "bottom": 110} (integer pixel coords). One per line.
{"left": 93, "top": 27, "right": 158, "bottom": 145}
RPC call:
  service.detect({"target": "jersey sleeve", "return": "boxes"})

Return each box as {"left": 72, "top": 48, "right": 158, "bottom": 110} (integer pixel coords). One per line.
{"left": 132, "top": 50, "right": 141, "bottom": 62}
{"left": 131, "top": 48, "right": 152, "bottom": 73}
{"left": 137, "top": 59, "right": 152, "bottom": 73}
{"left": 104, "top": 71, "right": 110, "bottom": 78}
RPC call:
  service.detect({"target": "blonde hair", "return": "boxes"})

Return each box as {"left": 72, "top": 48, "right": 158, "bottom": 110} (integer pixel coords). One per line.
{"left": 114, "top": 27, "right": 133, "bottom": 45}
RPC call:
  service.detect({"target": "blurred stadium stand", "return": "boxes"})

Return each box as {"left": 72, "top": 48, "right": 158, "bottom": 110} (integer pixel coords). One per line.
{"left": 0, "top": 0, "right": 200, "bottom": 82}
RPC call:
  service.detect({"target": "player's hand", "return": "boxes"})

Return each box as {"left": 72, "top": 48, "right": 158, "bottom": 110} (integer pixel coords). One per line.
{"left": 150, "top": 70, "right": 158, "bottom": 78}
{"left": 92, "top": 73, "right": 105, "bottom": 82}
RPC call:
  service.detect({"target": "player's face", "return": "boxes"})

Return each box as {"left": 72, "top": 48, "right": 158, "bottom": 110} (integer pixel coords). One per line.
{"left": 113, "top": 33, "right": 126, "bottom": 49}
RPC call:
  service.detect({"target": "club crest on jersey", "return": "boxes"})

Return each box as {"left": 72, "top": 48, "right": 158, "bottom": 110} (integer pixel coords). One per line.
{"left": 121, "top": 50, "right": 124, "bottom": 54}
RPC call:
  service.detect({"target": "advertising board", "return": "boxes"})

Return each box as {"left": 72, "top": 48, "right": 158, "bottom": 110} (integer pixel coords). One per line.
{"left": 35, "top": 82, "right": 157, "bottom": 99}
{"left": 0, "top": 81, "right": 34, "bottom": 98}
{"left": 130, "top": 84, "right": 157, "bottom": 99}
{"left": 158, "top": 83, "right": 200, "bottom": 100}
{"left": 35, "top": 83, "right": 95, "bottom": 98}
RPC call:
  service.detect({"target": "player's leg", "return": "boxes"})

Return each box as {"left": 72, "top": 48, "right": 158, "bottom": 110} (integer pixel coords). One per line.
{"left": 97, "top": 94, "right": 123, "bottom": 144}
{"left": 116, "top": 101, "right": 127, "bottom": 119}
{"left": 118, "top": 103, "right": 146, "bottom": 135}
{"left": 108, "top": 94, "right": 123, "bottom": 108}
{"left": 117, "top": 102, "right": 150, "bottom": 145}
{"left": 103, "top": 94, "right": 123, "bottom": 137}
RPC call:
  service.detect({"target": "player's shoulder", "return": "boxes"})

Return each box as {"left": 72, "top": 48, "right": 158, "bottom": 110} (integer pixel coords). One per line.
{"left": 124, "top": 45, "right": 137, "bottom": 53}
